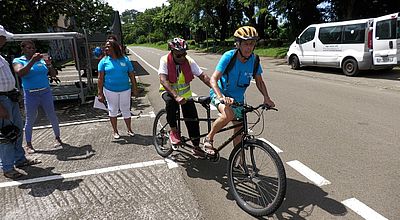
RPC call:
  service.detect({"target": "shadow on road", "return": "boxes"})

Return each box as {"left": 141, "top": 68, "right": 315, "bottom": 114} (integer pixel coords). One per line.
{"left": 112, "top": 133, "right": 154, "bottom": 146}
{"left": 172, "top": 150, "right": 348, "bottom": 219}
{"left": 35, "top": 143, "right": 96, "bottom": 161}
{"left": 273, "top": 178, "right": 347, "bottom": 219}
{"left": 17, "top": 166, "right": 83, "bottom": 197}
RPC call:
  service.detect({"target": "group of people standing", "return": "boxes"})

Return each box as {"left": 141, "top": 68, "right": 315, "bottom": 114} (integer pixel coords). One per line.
{"left": 0, "top": 24, "right": 274, "bottom": 179}
{"left": 0, "top": 26, "right": 60, "bottom": 179}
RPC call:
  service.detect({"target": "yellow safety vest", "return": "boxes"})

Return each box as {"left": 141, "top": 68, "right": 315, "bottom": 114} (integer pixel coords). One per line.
{"left": 159, "top": 55, "right": 193, "bottom": 99}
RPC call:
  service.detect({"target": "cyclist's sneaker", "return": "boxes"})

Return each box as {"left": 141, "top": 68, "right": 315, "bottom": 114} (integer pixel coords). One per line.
{"left": 169, "top": 130, "right": 181, "bottom": 144}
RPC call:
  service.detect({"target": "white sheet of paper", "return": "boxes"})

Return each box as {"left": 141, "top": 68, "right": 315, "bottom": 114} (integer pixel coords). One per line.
{"left": 93, "top": 96, "right": 108, "bottom": 111}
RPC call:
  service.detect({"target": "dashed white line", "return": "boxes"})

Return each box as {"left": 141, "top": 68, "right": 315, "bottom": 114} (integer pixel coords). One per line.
{"left": 257, "top": 138, "right": 283, "bottom": 153}
{"left": 0, "top": 159, "right": 175, "bottom": 188}
{"left": 286, "top": 160, "right": 331, "bottom": 186}
{"left": 342, "top": 198, "right": 388, "bottom": 220}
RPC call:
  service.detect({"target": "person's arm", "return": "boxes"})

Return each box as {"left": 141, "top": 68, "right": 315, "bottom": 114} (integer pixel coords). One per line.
{"left": 254, "top": 74, "right": 275, "bottom": 107}
{"left": 0, "top": 104, "right": 9, "bottom": 119}
{"left": 97, "top": 71, "right": 105, "bottom": 103}
{"left": 13, "top": 53, "right": 42, "bottom": 77}
{"left": 210, "top": 70, "right": 233, "bottom": 105}
{"left": 129, "top": 71, "right": 138, "bottom": 97}
{"left": 44, "top": 57, "right": 57, "bottom": 77}
{"left": 198, "top": 72, "right": 212, "bottom": 88}
{"left": 159, "top": 74, "right": 186, "bottom": 105}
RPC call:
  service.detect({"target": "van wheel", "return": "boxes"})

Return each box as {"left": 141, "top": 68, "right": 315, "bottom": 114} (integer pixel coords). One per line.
{"left": 290, "top": 56, "right": 300, "bottom": 70}
{"left": 342, "top": 58, "right": 359, "bottom": 76}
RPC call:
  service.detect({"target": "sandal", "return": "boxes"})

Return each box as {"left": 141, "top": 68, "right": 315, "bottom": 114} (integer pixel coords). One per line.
{"left": 24, "top": 145, "right": 36, "bottom": 154}
{"left": 192, "top": 146, "right": 205, "bottom": 159}
{"left": 4, "top": 168, "right": 23, "bottom": 179}
{"left": 15, "top": 158, "right": 42, "bottom": 168}
{"left": 202, "top": 137, "right": 216, "bottom": 155}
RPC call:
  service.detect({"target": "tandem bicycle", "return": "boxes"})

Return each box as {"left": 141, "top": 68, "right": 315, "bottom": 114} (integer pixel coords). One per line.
{"left": 152, "top": 96, "right": 286, "bottom": 217}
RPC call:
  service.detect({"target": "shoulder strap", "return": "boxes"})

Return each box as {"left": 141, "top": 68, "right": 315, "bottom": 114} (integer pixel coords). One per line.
{"left": 223, "top": 50, "right": 238, "bottom": 76}
{"left": 220, "top": 50, "right": 238, "bottom": 91}
{"left": 253, "top": 54, "right": 260, "bottom": 78}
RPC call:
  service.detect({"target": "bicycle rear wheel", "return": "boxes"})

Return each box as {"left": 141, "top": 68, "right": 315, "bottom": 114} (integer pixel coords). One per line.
{"left": 227, "top": 139, "right": 286, "bottom": 217}
{"left": 153, "top": 109, "right": 173, "bottom": 157}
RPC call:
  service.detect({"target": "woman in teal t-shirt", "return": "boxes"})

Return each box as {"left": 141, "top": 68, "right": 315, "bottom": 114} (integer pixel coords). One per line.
{"left": 13, "top": 40, "right": 61, "bottom": 153}
{"left": 97, "top": 40, "right": 138, "bottom": 139}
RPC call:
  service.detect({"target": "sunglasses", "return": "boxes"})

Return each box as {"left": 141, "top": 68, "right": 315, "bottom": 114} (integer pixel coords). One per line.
{"left": 174, "top": 52, "right": 187, "bottom": 58}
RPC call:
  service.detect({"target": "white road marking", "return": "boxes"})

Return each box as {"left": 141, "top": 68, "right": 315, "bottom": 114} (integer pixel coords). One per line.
{"left": 165, "top": 158, "right": 179, "bottom": 169}
{"left": 342, "top": 198, "right": 388, "bottom": 220}
{"left": 257, "top": 138, "right": 283, "bottom": 153}
{"left": 192, "top": 92, "right": 198, "bottom": 97}
{"left": 32, "top": 112, "right": 154, "bottom": 130}
{"left": 149, "top": 111, "right": 156, "bottom": 118}
{"left": 128, "top": 48, "right": 158, "bottom": 72}
{"left": 0, "top": 159, "right": 175, "bottom": 188}
{"left": 286, "top": 160, "right": 331, "bottom": 186}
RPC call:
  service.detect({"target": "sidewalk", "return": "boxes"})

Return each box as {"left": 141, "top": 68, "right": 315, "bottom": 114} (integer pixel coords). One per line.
{"left": 0, "top": 87, "right": 202, "bottom": 220}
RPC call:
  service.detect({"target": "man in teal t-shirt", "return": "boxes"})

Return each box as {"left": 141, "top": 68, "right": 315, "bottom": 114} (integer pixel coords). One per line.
{"left": 204, "top": 26, "right": 275, "bottom": 155}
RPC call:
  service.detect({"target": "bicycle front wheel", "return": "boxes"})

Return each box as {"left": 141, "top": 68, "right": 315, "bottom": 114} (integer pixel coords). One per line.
{"left": 227, "top": 139, "right": 286, "bottom": 217}
{"left": 152, "top": 109, "right": 173, "bottom": 157}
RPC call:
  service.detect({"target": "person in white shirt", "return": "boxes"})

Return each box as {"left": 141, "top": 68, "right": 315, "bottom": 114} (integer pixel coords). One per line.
{"left": 0, "top": 25, "right": 41, "bottom": 179}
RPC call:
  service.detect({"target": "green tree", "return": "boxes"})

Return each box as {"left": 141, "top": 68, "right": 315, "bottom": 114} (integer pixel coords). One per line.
{"left": 327, "top": 0, "right": 400, "bottom": 20}
{"left": 273, "top": 0, "right": 325, "bottom": 40}
{"left": 0, "top": 0, "right": 114, "bottom": 34}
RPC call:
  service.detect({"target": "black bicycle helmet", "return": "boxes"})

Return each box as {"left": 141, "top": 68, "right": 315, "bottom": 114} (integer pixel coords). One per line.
{"left": 234, "top": 26, "right": 259, "bottom": 41}
{"left": 168, "top": 38, "right": 188, "bottom": 51}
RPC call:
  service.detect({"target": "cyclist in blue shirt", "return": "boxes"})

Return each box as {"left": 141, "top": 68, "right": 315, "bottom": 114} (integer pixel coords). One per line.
{"left": 203, "top": 26, "right": 275, "bottom": 155}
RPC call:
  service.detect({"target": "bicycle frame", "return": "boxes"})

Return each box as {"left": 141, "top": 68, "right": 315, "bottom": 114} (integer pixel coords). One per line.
{"left": 174, "top": 100, "right": 251, "bottom": 153}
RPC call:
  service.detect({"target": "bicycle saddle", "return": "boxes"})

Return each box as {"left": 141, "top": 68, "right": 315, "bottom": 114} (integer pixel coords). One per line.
{"left": 192, "top": 96, "right": 211, "bottom": 104}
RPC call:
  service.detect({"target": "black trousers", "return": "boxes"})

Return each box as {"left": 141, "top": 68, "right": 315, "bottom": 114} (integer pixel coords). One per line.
{"left": 162, "top": 92, "right": 200, "bottom": 146}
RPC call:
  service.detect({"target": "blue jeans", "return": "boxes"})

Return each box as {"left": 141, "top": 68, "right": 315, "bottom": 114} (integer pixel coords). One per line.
{"left": 24, "top": 87, "right": 60, "bottom": 143}
{"left": 0, "top": 95, "right": 26, "bottom": 172}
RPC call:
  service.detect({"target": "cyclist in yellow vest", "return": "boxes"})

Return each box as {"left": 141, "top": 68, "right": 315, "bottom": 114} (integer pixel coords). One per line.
{"left": 158, "top": 38, "right": 211, "bottom": 157}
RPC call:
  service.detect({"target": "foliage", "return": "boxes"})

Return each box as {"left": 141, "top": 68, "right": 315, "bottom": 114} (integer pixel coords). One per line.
{"left": 0, "top": 0, "right": 114, "bottom": 34}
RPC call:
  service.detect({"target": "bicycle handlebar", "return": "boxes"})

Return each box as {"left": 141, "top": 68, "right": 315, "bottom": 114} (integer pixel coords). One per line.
{"left": 220, "top": 100, "right": 278, "bottom": 112}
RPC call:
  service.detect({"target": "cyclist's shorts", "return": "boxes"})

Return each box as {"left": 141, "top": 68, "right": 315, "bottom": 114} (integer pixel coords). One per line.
{"left": 211, "top": 95, "right": 243, "bottom": 120}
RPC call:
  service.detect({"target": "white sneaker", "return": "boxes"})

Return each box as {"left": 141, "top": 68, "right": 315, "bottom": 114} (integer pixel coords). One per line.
{"left": 113, "top": 133, "right": 120, "bottom": 139}
{"left": 127, "top": 131, "right": 135, "bottom": 137}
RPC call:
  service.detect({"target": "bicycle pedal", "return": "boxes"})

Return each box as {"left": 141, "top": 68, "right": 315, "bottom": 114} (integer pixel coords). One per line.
{"left": 171, "top": 144, "right": 179, "bottom": 150}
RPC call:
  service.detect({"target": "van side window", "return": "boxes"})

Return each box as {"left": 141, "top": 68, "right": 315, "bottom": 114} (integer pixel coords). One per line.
{"left": 343, "top": 23, "right": 365, "bottom": 44}
{"left": 319, "top": 26, "right": 343, "bottom": 44}
{"left": 299, "top": 27, "right": 316, "bottom": 44}
{"left": 376, "top": 19, "right": 396, "bottom": 40}
{"left": 397, "top": 20, "right": 400, "bottom": 39}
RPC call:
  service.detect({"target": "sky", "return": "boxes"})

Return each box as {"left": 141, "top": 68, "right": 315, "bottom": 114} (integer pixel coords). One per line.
{"left": 105, "top": 0, "right": 169, "bottom": 13}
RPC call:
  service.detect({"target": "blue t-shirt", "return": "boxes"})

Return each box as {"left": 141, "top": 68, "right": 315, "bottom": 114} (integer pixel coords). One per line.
{"left": 98, "top": 56, "right": 134, "bottom": 92}
{"left": 13, "top": 56, "right": 50, "bottom": 90}
{"left": 210, "top": 49, "right": 262, "bottom": 103}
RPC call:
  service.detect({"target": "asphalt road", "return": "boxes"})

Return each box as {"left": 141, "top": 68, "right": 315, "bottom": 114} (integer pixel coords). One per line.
{"left": 129, "top": 46, "right": 400, "bottom": 220}
{"left": 1, "top": 46, "right": 398, "bottom": 220}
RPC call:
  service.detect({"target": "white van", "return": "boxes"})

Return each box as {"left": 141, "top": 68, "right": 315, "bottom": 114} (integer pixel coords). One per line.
{"left": 287, "top": 13, "right": 399, "bottom": 76}
{"left": 372, "top": 12, "right": 400, "bottom": 68}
